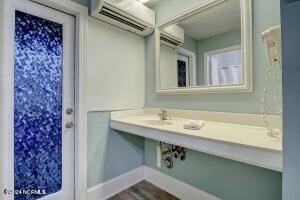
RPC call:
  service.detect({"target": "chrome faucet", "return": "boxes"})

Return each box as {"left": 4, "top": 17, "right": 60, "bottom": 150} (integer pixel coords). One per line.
{"left": 158, "top": 109, "right": 168, "bottom": 120}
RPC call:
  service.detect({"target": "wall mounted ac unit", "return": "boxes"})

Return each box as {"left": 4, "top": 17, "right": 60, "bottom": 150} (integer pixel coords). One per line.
{"left": 160, "top": 24, "right": 184, "bottom": 48}
{"left": 90, "top": 0, "right": 155, "bottom": 37}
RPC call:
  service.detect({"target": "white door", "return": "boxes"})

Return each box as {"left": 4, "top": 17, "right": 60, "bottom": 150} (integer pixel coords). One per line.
{"left": 2, "top": 0, "right": 75, "bottom": 199}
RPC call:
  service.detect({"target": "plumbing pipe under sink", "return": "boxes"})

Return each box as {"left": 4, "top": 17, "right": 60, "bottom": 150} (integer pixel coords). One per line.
{"left": 157, "top": 141, "right": 172, "bottom": 168}
{"left": 157, "top": 142, "right": 162, "bottom": 168}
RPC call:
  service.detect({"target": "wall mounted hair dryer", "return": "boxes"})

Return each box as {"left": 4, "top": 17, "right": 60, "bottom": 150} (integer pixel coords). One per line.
{"left": 262, "top": 25, "right": 281, "bottom": 65}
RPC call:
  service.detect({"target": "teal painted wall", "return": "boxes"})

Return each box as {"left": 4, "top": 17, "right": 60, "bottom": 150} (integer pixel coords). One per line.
{"left": 70, "top": 1, "right": 282, "bottom": 199}
{"left": 147, "top": 0, "right": 281, "bottom": 114}
{"left": 182, "top": 34, "right": 198, "bottom": 53}
{"left": 87, "top": 112, "right": 144, "bottom": 188}
{"left": 145, "top": 139, "right": 282, "bottom": 200}
{"left": 69, "top": 0, "right": 89, "bottom": 7}
{"left": 197, "top": 29, "right": 241, "bottom": 85}
{"left": 145, "top": 0, "right": 282, "bottom": 199}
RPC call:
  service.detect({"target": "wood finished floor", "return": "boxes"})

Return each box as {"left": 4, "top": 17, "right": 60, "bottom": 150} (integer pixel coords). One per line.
{"left": 108, "top": 180, "right": 180, "bottom": 200}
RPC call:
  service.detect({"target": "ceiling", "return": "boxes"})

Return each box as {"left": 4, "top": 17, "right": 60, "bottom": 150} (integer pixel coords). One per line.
{"left": 177, "top": 0, "right": 241, "bottom": 40}
{"left": 144, "top": 0, "right": 163, "bottom": 8}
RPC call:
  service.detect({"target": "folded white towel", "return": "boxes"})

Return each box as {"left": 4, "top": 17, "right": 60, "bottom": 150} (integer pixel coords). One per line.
{"left": 183, "top": 120, "right": 204, "bottom": 130}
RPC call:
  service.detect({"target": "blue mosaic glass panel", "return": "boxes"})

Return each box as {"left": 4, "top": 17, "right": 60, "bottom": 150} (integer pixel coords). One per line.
{"left": 177, "top": 60, "right": 187, "bottom": 87}
{"left": 14, "top": 10, "right": 63, "bottom": 200}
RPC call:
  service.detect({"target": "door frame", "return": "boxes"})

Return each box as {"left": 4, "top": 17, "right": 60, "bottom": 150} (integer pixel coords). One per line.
{"left": 177, "top": 47, "right": 197, "bottom": 86}
{"left": 0, "top": 0, "right": 88, "bottom": 200}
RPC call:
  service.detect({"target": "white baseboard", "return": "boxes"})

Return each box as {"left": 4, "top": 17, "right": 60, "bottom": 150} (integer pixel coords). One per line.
{"left": 87, "top": 166, "right": 144, "bottom": 200}
{"left": 144, "top": 166, "right": 221, "bottom": 200}
{"left": 87, "top": 166, "right": 220, "bottom": 200}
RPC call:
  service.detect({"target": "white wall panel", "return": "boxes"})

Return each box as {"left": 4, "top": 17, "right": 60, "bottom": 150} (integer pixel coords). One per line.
{"left": 87, "top": 17, "right": 145, "bottom": 111}
{"left": 160, "top": 45, "right": 177, "bottom": 89}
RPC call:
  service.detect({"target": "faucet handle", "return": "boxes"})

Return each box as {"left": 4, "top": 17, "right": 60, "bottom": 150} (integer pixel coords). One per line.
{"left": 159, "top": 109, "right": 168, "bottom": 120}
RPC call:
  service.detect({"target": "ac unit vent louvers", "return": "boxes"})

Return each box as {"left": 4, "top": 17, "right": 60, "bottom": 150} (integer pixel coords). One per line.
{"left": 160, "top": 34, "right": 182, "bottom": 46}
{"left": 100, "top": 6, "right": 147, "bottom": 31}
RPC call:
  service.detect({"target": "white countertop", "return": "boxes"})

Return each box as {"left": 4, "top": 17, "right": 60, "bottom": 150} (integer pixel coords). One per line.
{"left": 112, "top": 114, "right": 282, "bottom": 152}
{"left": 110, "top": 109, "right": 282, "bottom": 171}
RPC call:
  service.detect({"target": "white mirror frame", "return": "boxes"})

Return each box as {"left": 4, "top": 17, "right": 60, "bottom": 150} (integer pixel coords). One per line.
{"left": 155, "top": 0, "right": 252, "bottom": 94}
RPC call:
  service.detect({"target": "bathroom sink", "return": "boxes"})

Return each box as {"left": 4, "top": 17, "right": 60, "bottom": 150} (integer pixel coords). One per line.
{"left": 141, "top": 119, "right": 173, "bottom": 126}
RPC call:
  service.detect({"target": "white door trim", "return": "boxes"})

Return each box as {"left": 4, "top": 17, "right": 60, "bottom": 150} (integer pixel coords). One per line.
{"left": 177, "top": 47, "right": 197, "bottom": 86}
{"left": 0, "top": 0, "right": 88, "bottom": 200}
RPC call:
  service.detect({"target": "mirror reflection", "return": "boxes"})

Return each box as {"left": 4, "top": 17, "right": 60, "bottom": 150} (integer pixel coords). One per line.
{"left": 159, "top": 0, "right": 242, "bottom": 89}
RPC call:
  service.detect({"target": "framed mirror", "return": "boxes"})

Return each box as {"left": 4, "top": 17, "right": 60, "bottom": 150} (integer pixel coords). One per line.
{"left": 155, "top": 0, "right": 252, "bottom": 94}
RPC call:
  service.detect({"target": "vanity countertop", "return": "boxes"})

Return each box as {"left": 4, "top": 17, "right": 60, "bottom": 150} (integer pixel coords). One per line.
{"left": 111, "top": 114, "right": 282, "bottom": 152}
{"left": 110, "top": 109, "right": 282, "bottom": 171}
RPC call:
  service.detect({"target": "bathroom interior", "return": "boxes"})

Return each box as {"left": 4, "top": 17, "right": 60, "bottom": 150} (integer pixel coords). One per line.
{"left": 0, "top": 0, "right": 299, "bottom": 199}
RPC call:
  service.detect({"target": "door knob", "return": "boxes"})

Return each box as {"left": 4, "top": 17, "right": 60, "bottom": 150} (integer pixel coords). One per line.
{"left": 65, "top": 122, "right": 74, "bottom": 128}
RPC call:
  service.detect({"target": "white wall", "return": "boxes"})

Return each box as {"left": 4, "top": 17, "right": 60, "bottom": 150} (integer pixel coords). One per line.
{"left": 160, "top": 45, "right": 177, "bottom": 89}
{"left": 87, "top": 17, "right": 145, "bottom": 111}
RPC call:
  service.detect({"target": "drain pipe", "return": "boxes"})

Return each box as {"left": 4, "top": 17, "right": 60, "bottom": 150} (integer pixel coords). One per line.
{"left": 157, "top": 141, "right": 162, "bottom": 168}
{"left": 157, "top": 141, "right": 173, "bottom": 168}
